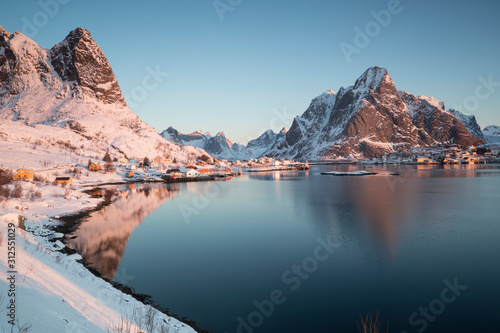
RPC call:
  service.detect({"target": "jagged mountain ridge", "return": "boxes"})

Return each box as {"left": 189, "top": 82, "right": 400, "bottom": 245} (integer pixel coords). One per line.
{"left": 267, "top": 67, "right": 485, "bottom": 160}
{"left": 161, "top": 126, "right": 287, "bottom": 160}
{"left": 0, "top": 26, "right": 206, "bottom": 161}
{"left": 447, "top": 109, "right": 485, "bottom": 140}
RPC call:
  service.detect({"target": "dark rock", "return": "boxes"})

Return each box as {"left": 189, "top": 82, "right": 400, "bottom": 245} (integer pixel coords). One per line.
{"left": 49, "top": 27, "right": 125, "bottom": 105}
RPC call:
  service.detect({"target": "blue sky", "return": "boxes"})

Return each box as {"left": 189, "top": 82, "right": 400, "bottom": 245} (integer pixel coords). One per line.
{"left": 2, "top": 0, "right": 500, "bottom": 143}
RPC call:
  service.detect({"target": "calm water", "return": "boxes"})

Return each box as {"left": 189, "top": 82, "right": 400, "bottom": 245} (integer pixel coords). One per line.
{"left": 69, "top": 165, "right": 500, "bottom": 332}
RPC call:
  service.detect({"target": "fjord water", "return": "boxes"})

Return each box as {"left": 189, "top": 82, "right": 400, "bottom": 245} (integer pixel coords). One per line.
{"left": 73, "top": 165, "right": 500, "bottom": 332}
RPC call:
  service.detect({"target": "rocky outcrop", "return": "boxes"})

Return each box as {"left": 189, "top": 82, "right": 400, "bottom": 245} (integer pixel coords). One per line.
{"left": 447, "top": 109, "right": 485, "bottom": 140}
{"left": 49, "top": 27, "right": 125, "bottom": 105}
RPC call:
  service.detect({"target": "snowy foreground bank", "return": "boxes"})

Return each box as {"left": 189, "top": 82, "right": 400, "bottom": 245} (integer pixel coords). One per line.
{"left": 0, "top": 182, "right": 196, "bottom": 332}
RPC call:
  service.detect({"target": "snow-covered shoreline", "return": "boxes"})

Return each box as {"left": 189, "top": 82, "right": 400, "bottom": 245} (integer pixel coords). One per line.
{"left": 0, "top": 179, "right": 198, "bottom": 333}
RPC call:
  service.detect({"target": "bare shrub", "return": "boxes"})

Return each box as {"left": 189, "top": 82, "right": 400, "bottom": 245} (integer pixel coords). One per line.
{"left": 18, "top": 215, "right": 25, "bottom": 230}
{"left": 0, "top": 168, "right": 12, "bottom": 185}
{"left": 29, "top": 190, "right": 43, "bottom": 202}
{"left": 358, "top": 310, "right": 388, "bottom": 333}
{"left": 34, "top": 175, "right": 49, "bottom": 183}
{"left": 0, "top": 186, "right": 11, "bottom": 200}
{"left": 12, "top": 183, "right": 23, "bottom": 198}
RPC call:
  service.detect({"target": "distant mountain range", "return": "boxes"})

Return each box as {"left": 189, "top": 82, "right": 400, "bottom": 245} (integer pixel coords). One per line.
{"left": 0, "top": 26, "right": 206, "bottom": 161}
{"left": 1, "top": 26, "right": 497, "bottom": 163}
{"left": 482, "top": 125, "right": 500, "bottom": 143}
{"left": 160, "top": 127, "right": 287, "bottom": 160}
{"left": 162, "top": 67, "right": 497, "bottom": 161}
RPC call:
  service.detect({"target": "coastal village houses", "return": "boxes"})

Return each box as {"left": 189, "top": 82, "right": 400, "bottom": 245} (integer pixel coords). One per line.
{"left": 89, "top": 162, "right": 101, "bottom": 172}
{"left": 186, "top": 169, "right": 199, "bottom": 177}
{"left": 167, "top": 169, "right": 182, "bottom": 176}
{"left": 55, "top": 176, "right": 73, "bottom": 185}
{"left": 13, "top": 168, "right": 34, "bottom": 181}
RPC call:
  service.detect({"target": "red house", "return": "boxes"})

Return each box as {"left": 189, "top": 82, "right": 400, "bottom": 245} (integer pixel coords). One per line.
{"left": 198, "top": 168, "right": 212, "bottom": 175}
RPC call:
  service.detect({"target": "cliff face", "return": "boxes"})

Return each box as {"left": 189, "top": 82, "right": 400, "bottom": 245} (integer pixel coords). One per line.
{"left": 49, "top": 27, "right": 125, "bottom": 105}
{"left": 268, "top": 67, "right": 485, "bottom": 160}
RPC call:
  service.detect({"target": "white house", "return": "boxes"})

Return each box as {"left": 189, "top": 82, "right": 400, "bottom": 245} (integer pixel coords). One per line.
{"left": 186, "top": 169, "right": 199, "bottom": 177}
{"left": 118, "top": 157, "right": 128, "bottom": 164}
{"left": 150, "top": 160, "right": 159, "bottom": 168}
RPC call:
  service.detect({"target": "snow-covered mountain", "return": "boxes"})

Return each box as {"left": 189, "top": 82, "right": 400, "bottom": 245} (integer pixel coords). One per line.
{"left": 0, "top": 26, "right": 206, "bottom": 162}
{"left": 160, "top": 126, "right": 287, "bottom": 160}
{"left": 483, "top": 125, "right": 500, "bottom": 144}
{"left": 244, "top": 127, "right": 288, "bottom": 158}
{"left": 448, "top": 109, "right": 485, "bottom": 140}
{"left": 267, "top": 67, "right": 485, "bottom": 160}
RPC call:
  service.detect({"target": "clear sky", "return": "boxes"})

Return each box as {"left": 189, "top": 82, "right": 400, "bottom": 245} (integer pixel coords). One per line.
{"left": 1, "top": 0, "right": 500, "bottom": 144}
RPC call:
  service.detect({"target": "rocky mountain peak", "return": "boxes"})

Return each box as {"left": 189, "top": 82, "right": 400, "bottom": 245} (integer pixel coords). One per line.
{"left": 0, "top": 26, "right": 11, "bottom": 43}
{"left": 353, "top": 66, "right": 394, "bottom": 94}
{"left": 49, "top": 27, "right": 125, "bottom": 105}
{"left": 0, "top": 30, "right": 56, "bottom": 103}
{"left": 268, "top": 67, "right": 485, "bottom": 160}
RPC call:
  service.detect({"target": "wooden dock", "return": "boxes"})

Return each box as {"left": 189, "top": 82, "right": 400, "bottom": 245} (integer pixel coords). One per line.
{"left": 162, "top": 175, "right": 215, "bottom": 183}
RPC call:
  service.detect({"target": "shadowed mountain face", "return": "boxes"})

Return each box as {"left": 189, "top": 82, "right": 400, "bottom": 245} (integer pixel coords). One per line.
{"left": 268, "top": 67, "right": 485, "bottom": 160}
{"left": 49, "top": 27, "right": 125, "bottom": 105}
{"left": 67, "top": 184, "right": 178, "bottom": 280}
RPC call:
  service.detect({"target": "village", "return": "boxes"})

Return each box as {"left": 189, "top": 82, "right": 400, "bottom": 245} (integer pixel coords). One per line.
{"left": 2, "top": 152, "right": 314, "bottom": 189}
{"left": 3, "top": 144, "right": 500, "bottom": 188}
{"left": 328, "top": 144, "right": 500, "bottom": 165}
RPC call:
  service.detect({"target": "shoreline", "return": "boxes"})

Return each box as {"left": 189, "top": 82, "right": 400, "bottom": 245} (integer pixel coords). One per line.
{"left": 53, "top": 182, "right": 213, "bottom": 333}
{"left": 0, "top": 176, "right": 200, "bottom": 332}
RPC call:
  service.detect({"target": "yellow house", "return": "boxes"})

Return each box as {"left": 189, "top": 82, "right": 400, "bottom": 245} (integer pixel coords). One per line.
{"left": 415, "top": 158, "right": 429, "bottom": 164}
{"left": 13, "top": 168, "right": 34, "bottom": 181}
{"left": 55, "top": 176, "right": 73, "bottom": 185}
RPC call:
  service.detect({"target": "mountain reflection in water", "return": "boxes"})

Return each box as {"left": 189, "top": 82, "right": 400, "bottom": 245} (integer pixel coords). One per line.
{"left": 67, "top": 184, "right": 178, "bottom": 280}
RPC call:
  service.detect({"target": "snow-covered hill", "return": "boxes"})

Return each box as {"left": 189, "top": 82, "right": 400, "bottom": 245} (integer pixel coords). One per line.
{"left": 483, "top": 125, "right": 500, "bottom": 144}
{"left": 0, "top": 26, "right": 206, "bottom": 163}
{"left": 267, "top": 67, "right": 485, "bottom": 160}
{"left": 161, "top": 126, "right": 287, "bottom": 160}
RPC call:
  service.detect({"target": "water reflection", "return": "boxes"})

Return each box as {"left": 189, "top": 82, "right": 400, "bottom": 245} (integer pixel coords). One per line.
{"left": 344, "top": 177, "right": 417, "bottom": 260}
{"left": 297, "top": 164, "right": 489, "bottom": 262}
{"left": 248, "top": 170, "right": 304, "bottom": 181}
{"left": 67, "top": 184, "right": 178, "bottom": 280}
